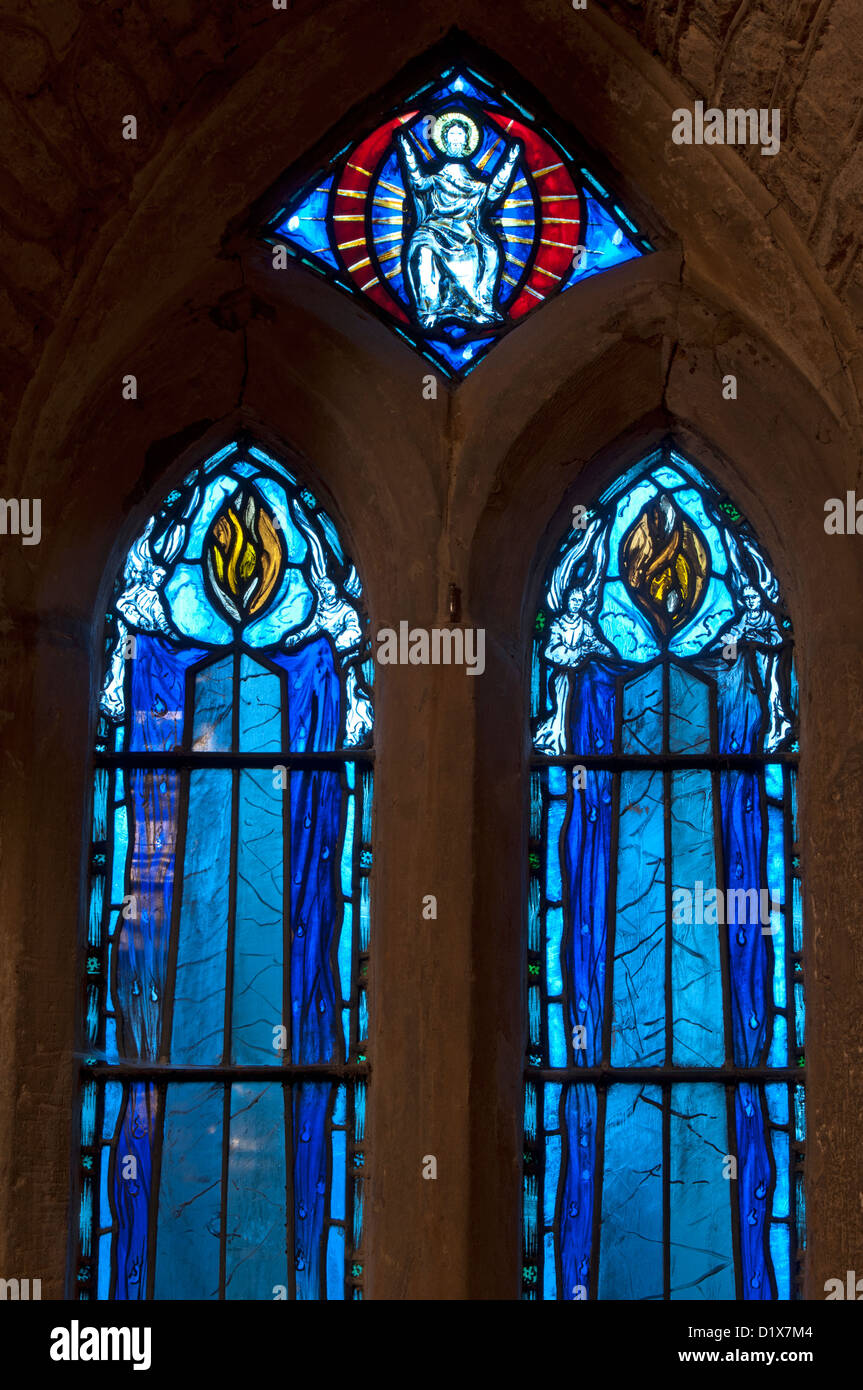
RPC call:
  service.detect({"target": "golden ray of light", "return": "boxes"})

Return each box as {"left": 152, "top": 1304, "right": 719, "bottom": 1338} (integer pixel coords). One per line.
{"left": 533, "top": 163, "right": 563, "bottom": 177}
{"left": 361, "top": 276, "right": 380, "bottom": 291}
{"left": 543, "top": 217, "right": 581, "bottom": 225}
{"left": 333, "top": 214, "right": 365, "bottom": 222}
{"left": 505, "top": 251, "right": 527, "bottom": 267}
{"left": 511, "top": 178, "right": 528, "bottom": 191}
{"left": 501, "top": 272, "right": 520, "bottom": 287}
{"left": 504, "top": 234, "right": 534, "bottom": 245}
{"left": 347, "top": 162, "right": 371, "bottom": 177}
{"left": 338, "top": 237, "right": 367, "bottom": 250}
{"left": 373, "top": 232, "right": 402, "bottom": 245}
{"left": 540, "top": 193, "right": 580, "bottom": 202}
{"left": 416, "top": 140, "right": 433, "bottom": 159}
{"left": 377, "top": 246, "right": 402, "bottom": 264}
{"left": 534, "top": 264, "right": 562, "bottom": 281}
{"left": 523, "top": 284, "right": 545, "bottom": 300}
{"left": 348, "top": 256, "right": 372, "bottom": 272}
{"left": 377, "top": 178, "right": 404, "bottom": 196}
{"left": 539, "top": 237, "right": 572, "bottom": 249}
{"left": 336, "top": 187, "right": 367, "bottom": 199}
{"left": 476, "top": 136, "right": 502, "bottom": 171}
{"left": 373, "top": 196, "right": 404, "bottom": 209}
{"left": 503, "top": 198, "right": 535, "bottom": 208}
{"left": 494, "top": 217, "right": 536, "bottom": 226}
{"left": 371, "top": 216, "right": 404, "bottom": 225}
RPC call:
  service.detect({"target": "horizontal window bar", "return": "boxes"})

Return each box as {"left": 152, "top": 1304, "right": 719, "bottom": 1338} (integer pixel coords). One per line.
{"left": 530, "top": 753, "right": 798, "bottom": 770}
{"left": 525, "top": 1066, "right": 805, "bottom": 1083}
{"left": 95, "top": 750, "right": 374, "bottom": 770}
{"left": 80, "top": 1063, "right": 371, "bottom": 1081}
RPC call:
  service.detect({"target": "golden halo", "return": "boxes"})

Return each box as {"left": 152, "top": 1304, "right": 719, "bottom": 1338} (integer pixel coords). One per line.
{"left": 431, "top": 110, "right": 481, "bottom": 157}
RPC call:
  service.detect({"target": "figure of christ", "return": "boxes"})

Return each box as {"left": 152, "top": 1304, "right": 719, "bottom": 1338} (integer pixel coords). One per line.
{"left": 397, "top": 121, "right": 521, "bottom": 329}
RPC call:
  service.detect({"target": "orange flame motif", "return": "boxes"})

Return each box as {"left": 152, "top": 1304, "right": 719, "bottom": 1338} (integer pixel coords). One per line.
{"left": 620, "top": 493, "right": 709, "bottom": 638}
{"left": 206, "top": 488, "right": 284, "bottom": 624}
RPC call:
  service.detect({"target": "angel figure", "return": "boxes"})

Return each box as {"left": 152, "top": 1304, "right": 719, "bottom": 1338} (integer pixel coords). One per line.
{"left": 101, "top": 519, "right": 172, "bottom": 720}
{"left": 534, "top": 519, "right": 618, "bottom": 755}
{"left": 710, "top": 535, "right": 792, "bottom": 751}
{"left": 281, "top": 500, "right": 373, "bottom": 746}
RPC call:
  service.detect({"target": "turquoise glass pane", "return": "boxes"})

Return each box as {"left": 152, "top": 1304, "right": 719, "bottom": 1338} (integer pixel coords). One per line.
{"left": 620, "top": 664, "right": 662, "bottom": 754}
{"left": 669, "top": 664, "right": 711, "bottom": 753}
{"left": 225, "top": 1083, "right": 287, "bottom": 1298}
{"left": 598, "top": 1085, "right": 663, "bottom": 1299}
{"left": 154, "top": 1083, "right": 223, "bottom": 1299}
{"left": 612, "top": 770, "right": 665, "bottom": 1065}
{"left": 192, "top": 656, "right": 234, "bottom": 751}
{"left": 233, "top": 770, "right": 284, "bottom": 1064}
{"left": 669, "top": 1083, "right": 734, "bottom": 1299}
{"left": 171, "top": 769, "right": 232, "bottom": 1064}
{"left": 239, "top": 655, "right": 282, "bottom": 752}
{"left": 670, "top": 770, "right": 724, "bottom": 1066}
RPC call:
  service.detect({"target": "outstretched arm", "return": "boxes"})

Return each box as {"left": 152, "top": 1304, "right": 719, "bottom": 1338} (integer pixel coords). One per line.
{"left": 486, "top": 140, "right": 521, "bottom": 204}
{"left": 397, "top": 132, "right": 431, "bottom": 191}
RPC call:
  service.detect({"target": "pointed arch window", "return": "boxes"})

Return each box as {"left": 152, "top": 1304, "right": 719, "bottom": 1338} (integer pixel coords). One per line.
{"left": 524, "top": 445, "right": 804, "bottom": 1300}
{"left": 73, "top": 441, "right": 374, "bottom": 1300}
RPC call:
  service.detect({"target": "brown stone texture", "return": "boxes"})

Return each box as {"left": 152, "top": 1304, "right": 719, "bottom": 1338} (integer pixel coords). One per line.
{"left": 0, "top": 0, "right": 861, "bottom": 1301}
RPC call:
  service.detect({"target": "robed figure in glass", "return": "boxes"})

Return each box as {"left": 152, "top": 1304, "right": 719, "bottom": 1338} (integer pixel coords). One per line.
{"left": 397, "top": 111, "right": 521, "bottom": 329}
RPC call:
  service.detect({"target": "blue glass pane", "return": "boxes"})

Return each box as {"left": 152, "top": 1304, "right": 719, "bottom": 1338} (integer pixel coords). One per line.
{"left": 669, "top": 1083, "right": 735, "bottom": 1298}
{"left": 669, "top": 664, "right": 711, "bottom": 753}
{"left": 598, "top": 1085, "right": 663, "bottom": 1299}
{"left": 326, "top": 1225, "right": 346, "bottom": 1301}
{"left": 239, "top": 655, "right": 282, "bottom": 752}
{"left": 620, "top": 664, "right": 663, "bottom": 754}
{"left": 233, "top": 770, "right": 285, "bottom": 1064}
{"left": 560, "top": 1084, "right": 596, "bottom": 1300}
{"left": 612, "top": 770, "right": 665, "bottom": 1066}
{"left": 670, "top": 770, "right": 724, "bottom": 1066}
{"left": 225, "top": 1083, "right": 287, "bottom": 1298}
{"left": 154, "top": 1083, "right": 223, "bottom": 1299}
{"left": 735, "top": 1084, "right": 773, "bottom": 1299}
{"left": 171, "top": 769, "right": 232, "bottom": 1065}
{"left": 192, "top": 656, "right": 234, "bottom": 751}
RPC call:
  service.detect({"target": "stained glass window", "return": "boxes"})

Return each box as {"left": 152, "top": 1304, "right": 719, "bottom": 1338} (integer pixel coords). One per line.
{"left": 74, "top": 440, "right": 373, "bottom": 1300}
{"left": 524, "top": 445, "right": 804, "bottom": 1300}
{"left": 263, "top": 63, "right": 651, "bottom": 377}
